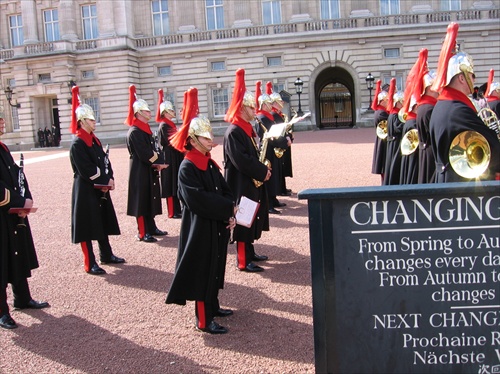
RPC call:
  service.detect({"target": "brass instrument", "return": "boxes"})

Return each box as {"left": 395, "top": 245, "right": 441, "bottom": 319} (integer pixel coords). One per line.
{"left": 478, "top": 107, "right": 500, "bottom": 141}
{"left": 448, "top": 107, "right": 498, "bottom": 179}
{"left": 449, "top": 131, "right": 490, "bottom": 179}
{"left": 252, "top": 119, "right": 271, "bottom": 188}
{"left": 274, "top": 111, "right": 291, "bottom": 158}
{"left": 400, "top": 129, "right": 419, "bottom": 155}
{"left": 398, "top": 108, "right": 407, "bottom": 123}
{"left": 376, "top": 120, "right": 388, "bottom": 140}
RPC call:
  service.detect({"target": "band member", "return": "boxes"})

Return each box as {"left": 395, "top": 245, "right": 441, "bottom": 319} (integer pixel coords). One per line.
{"left": 255, "top": 81, "right": 290, "bottom": 214}
{"left": 0, "top": 111, "right": 49, "bottom": 330}
{"left": 429, "top": 23, "right": 500, "bottom": 182}
{"left": 156, "top": 89, "right": 183, "bottom": 219}
{"left": 267, "top": 82, "right": 293, "bottom": 196}
{"left": 125, "top": 85, "right": 168, "bottom": 242}
{"left": 382, "top": 79, "right": 404, "bottom": 185}
{"left": 69, "top": 86, "right": 124, "bottom": 275}
{"left": 223, "top": 69, "right": 271, "bottom": 273}
{"left": 415, "top": 64, "right": 438, "bottom": 183}
{"left": 485, "top": 69, "right": 500, "bottom": 117}
{"left": 370, "top": 80, "right": 389, "bottom": 184}
{"left": 166, "top": 88, "right": 236, "bottom": 334}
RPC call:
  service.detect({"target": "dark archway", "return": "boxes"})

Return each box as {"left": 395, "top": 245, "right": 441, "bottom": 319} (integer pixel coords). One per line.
{"left": 314, "top": 66, "right": 355, "bottom": 129}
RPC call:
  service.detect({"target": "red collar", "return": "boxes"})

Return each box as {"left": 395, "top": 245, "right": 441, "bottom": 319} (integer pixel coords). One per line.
{"left": 185, "top": 147, "right": 220, "bottom": 171}
{"left": 76, "top": 129, "right": 101, "bottom": 147}
{"left": 438, "top": 87, "right": 477, "bottom": 113}
{"left": 257, "top": 111, "right": 274, "bottom": 121}
{"left": 232, "top": 118, "right": 256, "bottom": 138}
{"left": 160, "top": 118, "right": 177, "bottom": 130}
{"left": 390, "top": 107, "right": 399, "bottom": 115}
{"left": 374, "top": 105, "right": 388, "bottom": 112}
{"left": 418, "top": 94, "right": 438, "bottom": 107}
{"left": 132, "top": 118, "right": 152, "bottom": 135}
{"left": 406, "top": 112, "right": 417, "bottom": 120}
{"left": 487, "top": 97, "right": 500, "bottom": 102}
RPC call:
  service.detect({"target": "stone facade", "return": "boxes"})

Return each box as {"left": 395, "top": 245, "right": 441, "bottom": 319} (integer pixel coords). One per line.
{"left": 0, "top": 0, "right": 498, "bottom": 150}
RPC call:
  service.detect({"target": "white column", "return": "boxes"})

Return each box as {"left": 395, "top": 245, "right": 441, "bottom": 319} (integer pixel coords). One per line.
{"left": 59, "top": 0, "right": 79, "bottom": 41}
{"left": 21, "top": 0, "right": 39, "bottom": 44}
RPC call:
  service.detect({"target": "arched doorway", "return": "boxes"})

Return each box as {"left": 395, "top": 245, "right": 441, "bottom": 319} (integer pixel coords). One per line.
{"left": 315, "top": 67, "right": 355, "bottom": 129}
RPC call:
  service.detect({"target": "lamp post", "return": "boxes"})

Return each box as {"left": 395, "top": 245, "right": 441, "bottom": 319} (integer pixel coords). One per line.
{"left": 294, "top": 77, "right": 303, "bottom": 116}
{"left": 365, "top": 72, "right": 375, "bottom": 111}
{"left": 4, "top": 86, "right": 21, "bottom": 108}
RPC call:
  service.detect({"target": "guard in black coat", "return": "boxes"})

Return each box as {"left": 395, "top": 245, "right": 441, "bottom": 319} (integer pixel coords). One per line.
{"left": 156, "top": 89, "right": 184, "bottom": 219}
{"left": 166, "top": 88, "right": 236, "bottom": 334}
{"left": 0, "top": 112, "right": 49, "bottom": 330}
{"left": 125, "top": 85, "right": 168, "bottom": 243}
{"left": 399, "top": 109, "right": 419, "bottom": 185}
{"left": 224, "top": 69, "right": 271, "bottom": 273}
{"left": 370, "top": 80, "right": 389, "bottom": 184}
{"left": 429, "top": 22, "right": 500, "bottom": 182}
{"left": 485, "top": 69, "right": 500, "bottom": 118}
{"left": 69, "top": 86, "right": 124, "bottom": 276}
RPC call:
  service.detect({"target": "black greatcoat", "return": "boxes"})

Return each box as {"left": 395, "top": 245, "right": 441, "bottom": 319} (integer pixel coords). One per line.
{"left": 70, "top": 136, "right": 120, "bottom": 244}
{"left": 166, "top": 154, "right": 234, "bottom": 305}
{"left": 272, "top": 112, "right": 293, "bottom": 178}
{"left": 383, "top": 112, "right": 404, "bottom": 185}
{"left": 256, "top": 114, "right": 288, "bottom": 198}
{"left": 488, "top": 99, "right": 500, "bottom": 118}
{"left": 399, "top": 117, "right": 419, "bottom": 185}
{"left": 0, "top": 143, "right": 39, "bottom": 289}
{"left": 158, "top": 122, "right": 184, "bottom": 199}
{"left": 126, "top": 125, "right": 163, "bottom": 217}
{"left": 223, "top": 124, "right": 269, "bottom": 243}
{"left": 416, "top": 102, "right": 436, "bottom": 183}
{"left": 430, "top": 98, "right": 500, "bottom": 182}
{"left": 371, "top": 109, "right": 389, "bottom": 174}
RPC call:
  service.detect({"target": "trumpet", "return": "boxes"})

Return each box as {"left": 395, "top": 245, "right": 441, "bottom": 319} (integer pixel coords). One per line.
{"left": 400, "top": 129, "right": 419, "bottom": 155}
{"left": 376, "top": 120, "right": 388, "bottom": 140}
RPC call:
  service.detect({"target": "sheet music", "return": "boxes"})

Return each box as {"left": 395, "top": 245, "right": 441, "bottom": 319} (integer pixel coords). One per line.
{"left": 235, "top": 196, "right": 260, "bottom": 228}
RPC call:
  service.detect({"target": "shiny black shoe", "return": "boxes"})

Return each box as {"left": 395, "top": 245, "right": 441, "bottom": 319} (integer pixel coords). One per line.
{"left": 215, "top": 308, "right": 234, "bottom": 317}
{"left": 172, "top": 214, "right": 182, "bottom": 219}
{"left": 269, "top": 208, "right": 281, "bottom": 214}
{"left": 280, "top": 190, "right": 292, "bottom": 196}
{"left": 136, "top": 234, "right": 158, "bottom": 243}
{"left": 239, "top": 262, "right": 264, "bottom": 272}
{"left": 273, "top": 199, "right": 286, "bottom": 207}
{"left": 87, "top": 264, "right": 106, "bottom": 275}
{"left": 100, "top": 255, "right": 126, "bottom": 264}
{"left": 196, "top": 320, "right": 228, "bottom": 334}
{"left": 14, "top": 299, "right": 50, "bottom": 310}
{"left": 152, "top": 228, "right": 168, "bottom": 236}
{"left": 0, "top": 314, "right": 17, "bottom": 329}
{"left": 252, "top": 254, "right": 268, "bottom": 262}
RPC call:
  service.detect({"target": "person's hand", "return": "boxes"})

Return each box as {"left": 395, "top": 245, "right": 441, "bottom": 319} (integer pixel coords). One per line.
{"left": 19, "top": 198, "right": 33, "bottom": 218}
{"left": 264, "top": 169, "right": 272, "bottom": 182}
{"left": 153, "top": 164, "right": 169, "bottom": 171}
{"left": 109, "top": 179, "right": 115, "bottom": 191}
{"left": 286, "top": 136, "right": 292, "bottom": 147}
{"left": 227, "top": 217, "right": 237, "bottom": 230}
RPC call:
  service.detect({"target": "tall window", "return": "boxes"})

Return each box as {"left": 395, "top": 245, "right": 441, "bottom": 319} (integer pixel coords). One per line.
{"left": 206, "top": 0, "right": 224, "bottom": 30}
{"left": 9, "top": 15, "right": 23, "bottom": 47}
{"left": 262, "top": 0, "right": 282, "bottom": 25}
{"left": 44, "top": 9, "right": 60, "bottom": 42}
{"left": 212, "top": 88, "right": 229, "bottom": 117}
{"left": 383, "top": 75, "right": 404, "bottom": 92}
{"left": 152, "top": 0, "right": 169, "bottom": 36}
{"left": 84, "top": 97, "right": 101, "bottom": 124}
{"left": 440, "top": 0, "right": 461, "bottom": 11}
{"left": 380, "top": 0, "right": 400, "bottom": 15}
{"left": 82, "top": 4, "right": 98, "bottom": 40}
{"left": 320, "top": 0, "right": 340, "bottom": 20}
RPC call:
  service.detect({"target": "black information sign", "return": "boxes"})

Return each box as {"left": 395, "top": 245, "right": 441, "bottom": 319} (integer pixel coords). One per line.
{"left": 298, "top": 181, "right": 500, "bottom": 374}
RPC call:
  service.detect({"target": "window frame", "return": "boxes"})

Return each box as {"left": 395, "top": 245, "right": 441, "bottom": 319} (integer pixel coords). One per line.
{"left": 43, "top": 8, "right": 60, "bottom": 42}
{"left": 205, "top": 0, "right": 224, "bottom": 30}
{"left": 157, "top": 65, "right": 173, "bottom": 77}
{"left": 81, "top": 4, "right": 98, "bottom": 40}
{"left": 210, "top": 60, "right": 226, "bottom": 72}
{"left": 383, "top": 46, "right": 401, "bottom": 59}
{"left": 262, "top": 0, "right": 282, "bottom": 25}
{"left": 266, "top": 55, "right": 283, "bottom": 67}
{"left": 380, "top": 0, "right": 400, "bottom": 16}
{"left": 439, "top": 0, "right": 461, "bottom": 11}
{"left": 320, "top": 0, "right": 340, "bottom": 20}
{"left": 211, "top": 87, "right": 229, "bottom": 118}
{"left": 9, "top": 14, "right": 24, "bottom": 47}
{"left": 152, "top": 0, "right": 170, "bottom": 36}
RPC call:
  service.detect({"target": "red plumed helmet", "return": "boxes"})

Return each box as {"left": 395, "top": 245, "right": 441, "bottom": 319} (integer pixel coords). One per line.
{"left": 385, "top": 78, "right": 396, "bottom": 112}
{"left": 170, "top": 87, "right": 199, "bottom": 152}
{"left": 371, "top": 80, "right": 382, "bottom": 111}
{"left": 431, "top": 22, "right": 459, "bottom": 93}
{"left": 402, "top": 48, "right": 428, "bottom": 115}
{"left": 124, "top": 85, "right": 136, "bottom": 126}
{"left": 155, "top": 89, "right": 164, "bottom": 123}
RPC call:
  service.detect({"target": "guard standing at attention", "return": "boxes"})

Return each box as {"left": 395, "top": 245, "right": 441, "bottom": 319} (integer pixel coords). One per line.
{"left": 370, "top": 80, "right": 389, "bottom": 184}
{"left": 485, "top": 69, "right": 500, "bottom": 117}
{"left": 223, "top": 69, "right": 270, "bottom": 273}
{"left": 69, "top": 86, "right": 125, "bottom": 276}
{"left": 125, "top": 85, "right": 168, "bottom": 242}
{"left": 157, "top": 89, "right": 184, "bottom": 219}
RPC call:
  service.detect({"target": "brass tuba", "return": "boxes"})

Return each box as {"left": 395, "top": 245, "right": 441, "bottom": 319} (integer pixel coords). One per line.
{"left": 376, "top": 120, "right": 388, "bottom": 140}
{"left": 449, "top": 131, "right": 490, "bottom": 179}
{"left": 400, "top": 129, "right": 419, "bottom": 155}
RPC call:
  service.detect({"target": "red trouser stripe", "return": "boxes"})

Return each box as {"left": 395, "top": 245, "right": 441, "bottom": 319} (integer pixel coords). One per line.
{"left": 196, "top": 301, "right": 206, "bottom": 329}
{"left": 167, "top": 197, "right": 174, "bottom": 218}
{"left": 137, "top": 216, "right": 145, "bottom": 238}
{"left": 81, "top": 242, "right": 91, "bottom": 272}
{"left": 237, "top": 241, "right": 246, "bottom": 269}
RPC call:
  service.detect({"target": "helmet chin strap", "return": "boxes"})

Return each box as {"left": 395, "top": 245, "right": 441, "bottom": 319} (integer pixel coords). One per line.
{"left": 140, "top": 110, "right": 152, "bottom": 121}
{"left": 190, "top": 135, "right": 211, "bottom": 154}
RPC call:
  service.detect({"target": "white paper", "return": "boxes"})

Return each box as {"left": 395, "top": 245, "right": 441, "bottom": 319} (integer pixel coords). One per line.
{"left": 235, "top": 196, "right": 260, "bottom": 228}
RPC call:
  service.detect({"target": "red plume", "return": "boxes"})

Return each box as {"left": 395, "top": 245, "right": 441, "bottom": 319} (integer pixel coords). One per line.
{"left": 124, "top": 85, "right": 136, "bottom": 126}
{"left": 385, "top": 78, "right": 396, "bottom": 112}
{"left": 266, "top": 81, "right": 273, "bottom": 95}
{"left": 155, "top": 89, "right": 164, "bottom": 122}
{"left": 402, "top": 49, "right": 428, "bottom": 115}
{"left": 371, "top": 80, "right": 382, "bottom": 111}
{"left": 485, "top": 69, "right": 494, "bottom": 98}
{"left": 224, "top": 68, "right": 247, "bottom": 124}
{"left": 431, "top": 22, "right": 459, "bottom": 93}
{"left": 414, "top": 49, "right": 430, "bottom": 102}
{"left": 70, "top": 86, "right": 80, "bottom": 134}
{"left": 255, "top": 81, "right": 262, "bottom": 111}
{"left": 170, "top": 87, "right": 199, "bottom": 152}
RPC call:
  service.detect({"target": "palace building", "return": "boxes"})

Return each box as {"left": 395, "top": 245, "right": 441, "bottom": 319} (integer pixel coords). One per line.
{"left": 0, "top": 0, "right": 498, "bottom": 150}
